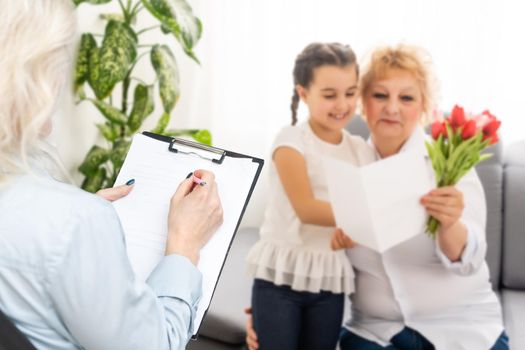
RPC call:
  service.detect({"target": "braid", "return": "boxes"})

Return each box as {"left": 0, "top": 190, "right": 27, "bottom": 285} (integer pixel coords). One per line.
{"left": 291, "top": 90, "right": 299, "bottom": 125}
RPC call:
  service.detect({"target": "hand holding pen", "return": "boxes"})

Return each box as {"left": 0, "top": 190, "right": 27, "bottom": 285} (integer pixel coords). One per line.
{"left": 166, "top": 169, "right": 223, "bottom": 264}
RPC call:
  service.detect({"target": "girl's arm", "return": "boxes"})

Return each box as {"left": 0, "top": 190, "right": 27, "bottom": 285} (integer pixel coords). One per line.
{"left": 274, "top": 146, "right": 335, "bottom": 226}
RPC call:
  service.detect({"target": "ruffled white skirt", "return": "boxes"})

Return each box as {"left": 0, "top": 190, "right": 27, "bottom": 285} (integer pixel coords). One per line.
{"left": 246, "top": 240, "right": 355, "bottom": 294}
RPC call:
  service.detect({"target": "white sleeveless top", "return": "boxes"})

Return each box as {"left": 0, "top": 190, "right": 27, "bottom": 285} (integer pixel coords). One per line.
{"left": 246, "top": 121, "right": 375, "bottom": 294}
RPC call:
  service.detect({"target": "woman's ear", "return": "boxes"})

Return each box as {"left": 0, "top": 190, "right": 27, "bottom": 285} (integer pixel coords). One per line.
{"left": 296, "top": 84, "right": 308, "bottom": 103}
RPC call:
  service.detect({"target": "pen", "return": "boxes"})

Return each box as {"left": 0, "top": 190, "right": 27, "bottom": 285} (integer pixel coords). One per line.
{"left": 186, "top": 172, "right": 206, "bottom": 186}
{"left": 192, "top": 176, "right": 206, "bottom": 187}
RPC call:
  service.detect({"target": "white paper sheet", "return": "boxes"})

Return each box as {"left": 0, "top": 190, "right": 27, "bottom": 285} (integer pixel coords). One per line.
{"left": 325, "top": 150, "right": 434, "bottom": 253}
{"left": 112, "top": 134, "right": 260, "bottom": 336}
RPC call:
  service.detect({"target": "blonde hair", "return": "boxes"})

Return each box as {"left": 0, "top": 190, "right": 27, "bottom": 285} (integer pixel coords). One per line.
{"left": 0, "top": 0, "right": 76, "bottom": 184}
{"left": 359, "top": 44, "right": 438, "bottom": 120}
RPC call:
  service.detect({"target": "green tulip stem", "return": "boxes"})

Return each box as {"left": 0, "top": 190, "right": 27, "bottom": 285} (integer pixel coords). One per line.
{"left": 426, "top": 216, "right": 440, "bottom": 238}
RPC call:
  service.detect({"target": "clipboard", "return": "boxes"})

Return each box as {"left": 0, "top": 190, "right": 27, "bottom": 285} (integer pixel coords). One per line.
{"left": 112, "top": 131, "right": 264, "bottom": 338}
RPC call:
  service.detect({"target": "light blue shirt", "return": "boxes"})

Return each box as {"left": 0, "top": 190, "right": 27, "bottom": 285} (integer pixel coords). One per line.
{"left": 0, "top": 173, "right": 202, "bottom": 350}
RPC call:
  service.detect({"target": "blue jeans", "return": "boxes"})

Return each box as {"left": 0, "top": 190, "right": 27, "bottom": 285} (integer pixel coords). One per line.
{"left": 251, "top": 278, "right": 344, "bottom": 350}
{"left": 339, "top": 327, "right": 510, "bottom": 350}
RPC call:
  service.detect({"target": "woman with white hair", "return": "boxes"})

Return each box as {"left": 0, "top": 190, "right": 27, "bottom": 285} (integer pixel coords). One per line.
{"left": 0, "top": 1, "right": 223, "bottom": 349}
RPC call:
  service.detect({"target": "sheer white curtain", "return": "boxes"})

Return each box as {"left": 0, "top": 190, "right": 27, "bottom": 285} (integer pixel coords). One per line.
{"left": 54, "top": 0, "right": 524, "bottom": 226}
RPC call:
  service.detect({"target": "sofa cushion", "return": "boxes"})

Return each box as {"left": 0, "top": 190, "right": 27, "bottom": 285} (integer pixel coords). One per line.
{"left": 502, "top": 289, "right": 525, "bottom": 349}
{"left": 197, "top": 228, "right": 259, "bottom": 345}
{"left": 476, "top": 143, "right": 504, "bottom": 290}
{"left": 502, "top": 141, "right": 525, "bottom": 289}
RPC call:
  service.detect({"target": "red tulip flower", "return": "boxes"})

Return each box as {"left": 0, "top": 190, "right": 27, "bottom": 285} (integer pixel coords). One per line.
{"left": 482, "top": 109, "right": 496, "bottom": 120}
{"left": 449, "top": 105, "right": 466, "bottom": 130}
{"left": 431, "top": 121, "right": 444, "bottom": 140}
{"left": 482, "top": 118, "right": 501, "bottom": 145}
{"left": 461, "top": 119, "right": 477, "bottom": 140}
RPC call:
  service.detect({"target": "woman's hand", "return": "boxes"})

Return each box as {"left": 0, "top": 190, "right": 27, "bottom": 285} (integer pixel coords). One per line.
{"left": 421, "top": 186, "right": 464, "bottom": 231}
{"left": 165, "top": 170, "right": 223, "bottom": 265}
{"left": 330, "top": 228, "right": 356, "bottom": 250}
{"left": 421, "top": 186, "right": 468, "bottom": 261}
{"left": 244, "top": 308, "right": 259, "bottom": 350}
{"left": 96, "top": 181, "right": 134, "bottom": 202}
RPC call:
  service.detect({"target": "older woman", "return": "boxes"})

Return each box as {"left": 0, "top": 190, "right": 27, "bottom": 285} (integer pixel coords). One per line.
{"left": 247, "top": 45, "right": 508, "bottom": 350}
{"left": 0, "top": 1, "right": 222, "bottom": 349}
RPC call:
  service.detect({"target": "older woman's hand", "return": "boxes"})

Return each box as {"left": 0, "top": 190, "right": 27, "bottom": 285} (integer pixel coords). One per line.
{"left": 165, "top": 170, "right": 223, "bottom": 265}
{"left": 421, "top": 186, "right": 464, "bottom": 231}
{"left": 96, "top": 182, "right": 134, "bottom": 202}
{"left": 330, "top": 228, "right": 356, "bottom": 250}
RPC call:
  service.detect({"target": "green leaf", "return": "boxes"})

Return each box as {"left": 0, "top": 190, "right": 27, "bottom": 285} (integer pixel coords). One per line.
{"left": 432, "top": 144, "right": 446, "bottom": 184}
{"left": 152, "top": 112, "right": 171, "bottom": 134}
{"left": 87, "top": 46, "right": 106, "bottom": 100}
{"left": 110, "top": 139, "right": 131, "bottom": 177}
{"left": 74, "top": 33, "right": 97, "bottom": 93}
{"left": 151, "top": 45, "right": 180, "bottom": 113}
{"left": 93, "top": 20, "right": 138, "bottom": 99}
{"left": 164, "top": 129, "right": 212, "bottom": 146}
{"left": 127, "top": 84, "right": 155, "bottom": 133}
{"left": 91, "top": 99, "right": 128, "bottom": 125}
{"left": 479, "top": 153, "right": 493, "bottom": 162}
{"left": 78, "top": 145, "right": 109, "bottom": 176}
{"left": 447, "top": 134, "right": 480, "bottom": 169}
{"left": 141, "top": 0, "right": 202, "bottom": 62}
{"left": 191, "top": 129, "right": 212, "bottom": 145}
{"left": 96, "top": 122, "right": 120, "bottom": 142}
{"left": 81, "top": 167, "right": 107, "bottom": 193}
{"left": 74, "top": 0, "right": 112, "bottom": 6}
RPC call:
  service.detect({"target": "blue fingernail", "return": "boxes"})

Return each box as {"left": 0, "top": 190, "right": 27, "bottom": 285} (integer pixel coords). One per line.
{"left": 126, "top": 179, "right": 135, "bottom": 186}
{"left": 186, "top": 172, "right": 193, "bottom": 179}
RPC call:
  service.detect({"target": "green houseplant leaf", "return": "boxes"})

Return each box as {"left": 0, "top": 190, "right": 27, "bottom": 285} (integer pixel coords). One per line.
{"left": 109, "top": 139, "right": 131, "bottom": 178}
{"left": 152, "top": 112, "right": 171, "bottom": 134}
{"left": 127, "top": 84, "right": 154, "bottom": 133}
{"left": 74, "top": 33, "right": 97, "bottom": 93}
{"left": 141, "top": 0, "right": 202, "bottom": 62}
{"left": 78, "top": 145, "right": 109, "bottom": 176}
{"left": 151, "top": 44, "right": 180, "bottom": 114}
{"left": 81, "top": 167, "right": 107, "bottom": 193}
{"left": 96, "top": 122, "right": 120, "bottom": 142}
{"left": 90, "top": 99, "right": 128, "bottom": 125}
{"left": 90, "top": 20, "right": 138, "bottom": 99}
{"left": 164, "top": 129, "right": 212, "bottom": 145}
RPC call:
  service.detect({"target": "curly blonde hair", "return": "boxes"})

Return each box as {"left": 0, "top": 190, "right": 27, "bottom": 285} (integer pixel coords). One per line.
{"left": 0, "top": 0, "right": 76, "bottom": 184}
{"left": 359, "top": 44, "right": 438, "bottom": 121}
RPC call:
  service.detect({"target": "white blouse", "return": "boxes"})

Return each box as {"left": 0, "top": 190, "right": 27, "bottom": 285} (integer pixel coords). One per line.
{"left": 344, "top": 127, "right": 504, "bottom": 350}
{"left": 246, "top": 121, "right": 375, "bottom": 294}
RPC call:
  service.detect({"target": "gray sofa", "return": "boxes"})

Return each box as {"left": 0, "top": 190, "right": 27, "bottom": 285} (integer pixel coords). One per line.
{"left": 187, "top": 118, "right": 525, "bottom": 349}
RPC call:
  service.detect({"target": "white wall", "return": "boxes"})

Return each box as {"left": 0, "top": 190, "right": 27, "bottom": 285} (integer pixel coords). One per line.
{"left": 52, "top": 0, "right": 525, "bottom": 227}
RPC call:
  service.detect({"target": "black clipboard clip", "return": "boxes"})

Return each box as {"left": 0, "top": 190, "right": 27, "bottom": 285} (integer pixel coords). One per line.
{"left": 169, "top": 137, "right": 226, "bottom": 164}
{"left": 142, "top": 131, "right": 227, "bottom": 164}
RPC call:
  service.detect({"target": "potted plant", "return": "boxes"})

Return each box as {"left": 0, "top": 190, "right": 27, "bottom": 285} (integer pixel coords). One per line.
{"left": 73, "top": 0, "right": 211, "bottom": 192}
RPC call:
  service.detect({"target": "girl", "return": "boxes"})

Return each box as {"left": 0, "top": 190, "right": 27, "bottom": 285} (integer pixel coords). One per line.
{"left": 246, "top": 42, "right": 374, "bottom": 350}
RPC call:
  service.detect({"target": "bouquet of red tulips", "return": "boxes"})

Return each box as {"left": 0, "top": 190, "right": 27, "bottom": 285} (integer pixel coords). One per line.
{"left": 425, "top": 105, "right": 501, "bottom": 237}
